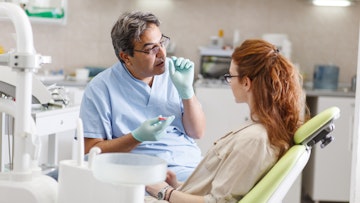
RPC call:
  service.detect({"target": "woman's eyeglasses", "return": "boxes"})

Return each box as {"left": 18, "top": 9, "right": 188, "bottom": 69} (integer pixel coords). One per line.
{"left": 223, "top": 73, "right": 240, "bottom": 83}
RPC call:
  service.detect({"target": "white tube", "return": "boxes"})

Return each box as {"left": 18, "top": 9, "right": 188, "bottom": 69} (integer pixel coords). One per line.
{"left": 0, "top": 2, "right": 35, "bottom": 54}
{"left": 13, "top": 70, "right": 33, "bottom": 173}
{"left": 88, "top": 147, "right": 101, "bottom": 169}
{"left": 76, "top": 118, "right": 84, "bottom": 167}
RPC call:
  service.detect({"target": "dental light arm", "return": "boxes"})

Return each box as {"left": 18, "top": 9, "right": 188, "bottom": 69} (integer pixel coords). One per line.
{"left": 0, "top": 2, "right": 51, "bottom": 175}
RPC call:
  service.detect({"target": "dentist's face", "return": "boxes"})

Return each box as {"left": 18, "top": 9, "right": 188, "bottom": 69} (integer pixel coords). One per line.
{"left": 124, "top": 23, "right": 167, "bottom": 84}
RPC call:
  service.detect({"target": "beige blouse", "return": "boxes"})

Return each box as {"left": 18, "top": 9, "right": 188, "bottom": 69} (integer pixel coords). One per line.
{"left": 145, "top": 121, "right": 277, "bottom": 203}
{"left": 179, "top": 121, "right": 277, "bottom": 203}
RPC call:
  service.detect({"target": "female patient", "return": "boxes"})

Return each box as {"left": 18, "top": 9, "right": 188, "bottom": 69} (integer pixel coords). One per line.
{"left": 146, "top": 39, "right": 309, "bottom": 203}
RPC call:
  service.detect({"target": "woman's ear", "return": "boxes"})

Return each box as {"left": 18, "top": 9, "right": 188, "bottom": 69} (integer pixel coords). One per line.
{"left": 243, "top": 76, "right": 252, "bottom": 91}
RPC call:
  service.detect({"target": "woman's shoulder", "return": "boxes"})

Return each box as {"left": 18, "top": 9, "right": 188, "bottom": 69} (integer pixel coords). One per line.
{"left": 234, "top": 121, "right": 267, "bottom": 137}
{"left": 227, "top": 122, "right": 270, "bottom": 150}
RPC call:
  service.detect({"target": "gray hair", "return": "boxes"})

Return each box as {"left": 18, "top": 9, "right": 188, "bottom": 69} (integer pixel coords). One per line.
{"left": 111, "top": 11, "right": 161, "bottom": 62}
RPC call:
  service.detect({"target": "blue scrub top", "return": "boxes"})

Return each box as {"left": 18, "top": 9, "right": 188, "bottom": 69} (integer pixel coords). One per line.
{"left": 79, "top": 61, "right": 201, "bottom": 179}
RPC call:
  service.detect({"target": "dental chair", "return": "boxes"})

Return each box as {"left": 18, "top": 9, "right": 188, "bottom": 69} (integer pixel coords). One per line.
{"left": 239, "top": 106, "right": 340, "bottom": 203}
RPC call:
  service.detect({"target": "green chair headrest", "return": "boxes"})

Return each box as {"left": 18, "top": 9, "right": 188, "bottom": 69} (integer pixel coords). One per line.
{"left": 294, "top": 106, "right": 340, "bottom": 145}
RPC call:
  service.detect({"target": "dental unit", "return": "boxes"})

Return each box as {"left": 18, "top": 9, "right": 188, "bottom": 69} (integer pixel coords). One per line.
{"left": 0, "top": 2, "right": 167, "bottom": 203}
{"left": 0, "top": 2, "right": 57, "bottom": 202}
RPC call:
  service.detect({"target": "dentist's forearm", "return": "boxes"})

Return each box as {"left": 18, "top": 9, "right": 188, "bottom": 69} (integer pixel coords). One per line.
{"left": 182, "top": 95, "right": 206, "bottom": 139}
{"left": 84, "top": 134, "right": 140, "bottom": 154}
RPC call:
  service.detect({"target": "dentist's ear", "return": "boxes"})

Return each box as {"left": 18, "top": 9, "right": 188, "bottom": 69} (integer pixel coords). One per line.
{"left": 120, "top": 51, "right": 131, "bottom": 65}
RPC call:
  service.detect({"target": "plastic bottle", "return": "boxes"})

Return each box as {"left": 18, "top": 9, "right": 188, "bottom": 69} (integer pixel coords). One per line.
{"left": 233, "top": 29, "right": 240, "bottom": 48}
{"left": 0, "top": 44, "right": 4, "bottom": 54}
{"left": 217, "top": 29, "right": 224, "bottom": 49}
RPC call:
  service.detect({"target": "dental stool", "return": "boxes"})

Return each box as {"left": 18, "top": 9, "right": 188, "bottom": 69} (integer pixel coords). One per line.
{"left": 239, "top": 106, "right": 340, "bottom": 203}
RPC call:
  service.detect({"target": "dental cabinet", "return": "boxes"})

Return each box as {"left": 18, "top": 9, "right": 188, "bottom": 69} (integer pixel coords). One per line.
{"left": 0, "top": 105, "right": 80, "bottom": 172}
{"left": 34, "top": 79, "right": 86, "bottom": 167}
{"left": 32, "top": 105, "right": 80, "bottom": 168}
{"left": 303, "top": 94, "right": 355, "bottom": 202}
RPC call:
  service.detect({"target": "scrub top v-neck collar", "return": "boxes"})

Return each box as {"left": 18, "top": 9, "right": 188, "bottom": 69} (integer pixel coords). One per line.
{"left": 120, "top": 63, "right": 163, "bottom": 107}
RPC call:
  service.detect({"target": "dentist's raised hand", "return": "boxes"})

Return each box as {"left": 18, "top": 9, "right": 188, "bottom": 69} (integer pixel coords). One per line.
{"left": 131, "top": 115, "right": 175, "bottom": 142}
{"left": 168, "top": 56, "right": 195, "bottom": 99}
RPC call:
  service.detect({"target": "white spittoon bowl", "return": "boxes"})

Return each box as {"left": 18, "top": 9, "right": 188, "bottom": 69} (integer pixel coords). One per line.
{"left": 92, "top": 153, "right": 167, "bottom": 185}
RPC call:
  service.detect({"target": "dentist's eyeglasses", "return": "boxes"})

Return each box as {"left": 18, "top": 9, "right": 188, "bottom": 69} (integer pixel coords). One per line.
{"left": 223, "top": 73, "right": 240, "bottom": 83}
{"left": 133, "top": 35, "right": 170, "bottom": 55}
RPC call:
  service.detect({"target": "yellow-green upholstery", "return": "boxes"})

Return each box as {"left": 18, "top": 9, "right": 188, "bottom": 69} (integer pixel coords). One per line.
{"left": 239, "top": 106, "right": 340, "bottom": 203}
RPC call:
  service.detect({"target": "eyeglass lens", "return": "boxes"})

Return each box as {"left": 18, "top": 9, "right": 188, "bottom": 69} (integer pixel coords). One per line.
{"left": 144, "top": 36, "right": 170, "bottom": 55}
{"left": 224, "top": 74, "right": 231, "bottom": 83}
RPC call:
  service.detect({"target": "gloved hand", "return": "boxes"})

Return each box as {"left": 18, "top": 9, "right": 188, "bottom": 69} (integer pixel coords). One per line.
{"left": 132, "top": 115, "right": 175, "bottom": 142}
{"left": 168, "top": 56, "right": 195, "bottom": 99}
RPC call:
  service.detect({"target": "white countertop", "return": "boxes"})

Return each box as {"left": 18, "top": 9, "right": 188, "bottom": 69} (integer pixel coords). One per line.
{"left": 195, "top": 79, "right": 356, "bottom": 98}
{"left": 305, "top": 89, "right": 355, "bottom": 98}
{"left": 43, "top": 79, "right": 88, "bottom": 87}
{"left": 199, "top": 47, "right": 233, "bottom": 57}
{"left": 36, "top": 74, "right": 89, "bottom": 88}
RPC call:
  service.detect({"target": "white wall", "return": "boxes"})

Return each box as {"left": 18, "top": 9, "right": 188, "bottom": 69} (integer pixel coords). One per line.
{"left": 0, "top": 0, "right": 359, "bottom": 83}
{"left": 350, "top": 18, "right": 360, "bottom": 203}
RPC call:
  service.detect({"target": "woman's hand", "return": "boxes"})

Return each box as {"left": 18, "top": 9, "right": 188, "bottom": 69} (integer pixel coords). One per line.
{"left": 166, "top": 170, "right": 181, "bottom": 189}
{"left": 146, "top": 182, "right": 169, "bottom": 198}
{"left": 146, "top": 170, "right": 181, "bottom": 199}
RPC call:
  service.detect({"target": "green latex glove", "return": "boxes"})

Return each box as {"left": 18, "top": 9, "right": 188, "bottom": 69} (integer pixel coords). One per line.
{"left": 168, "top": 56, "right": 195, "bottom": 99}
{"left": 132, "top": 115, "right": 175, "bottom": 142}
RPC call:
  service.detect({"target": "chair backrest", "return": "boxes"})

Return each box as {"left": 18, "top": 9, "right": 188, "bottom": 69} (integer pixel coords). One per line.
{"left": 239, "top": 106, "right": 340, "bottom": 203}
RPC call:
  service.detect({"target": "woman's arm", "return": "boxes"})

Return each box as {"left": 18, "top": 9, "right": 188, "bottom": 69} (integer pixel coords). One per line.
{"left": 146, "top": 183, "right": 204, "bottom": 203}
{"left": 167, "top": 190, "right": 204, "bottom": 203}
